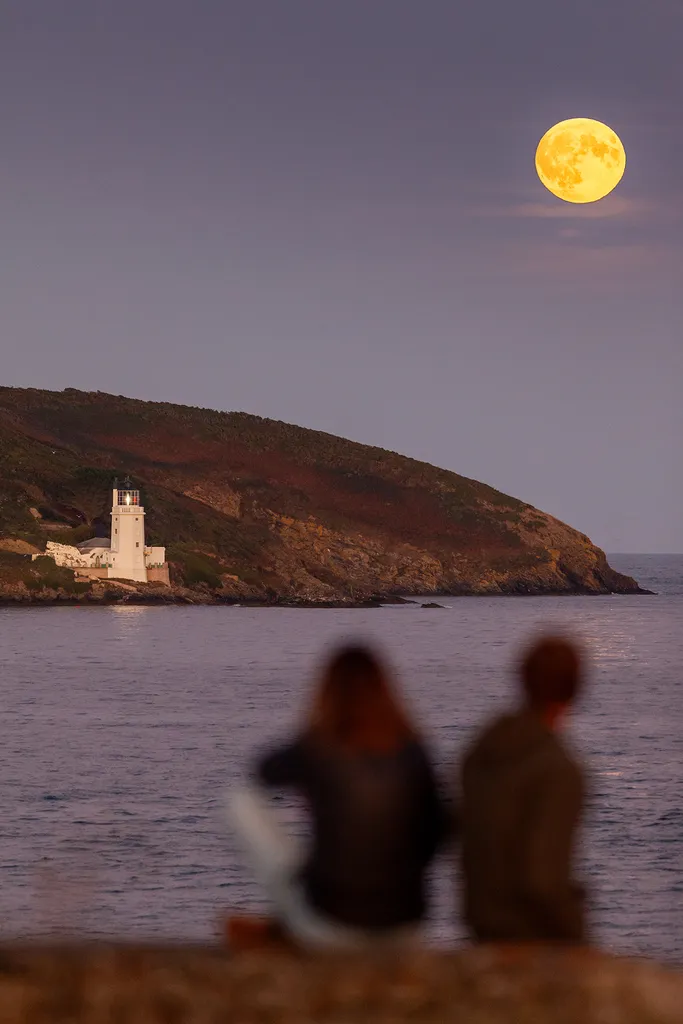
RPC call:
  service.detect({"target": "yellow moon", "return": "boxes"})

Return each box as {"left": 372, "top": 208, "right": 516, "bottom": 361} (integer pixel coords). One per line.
{"left": 535, "top": 118, "right": 626, "bottom": 203}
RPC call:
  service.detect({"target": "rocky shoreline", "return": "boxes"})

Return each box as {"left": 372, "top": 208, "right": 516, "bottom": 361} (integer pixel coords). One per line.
{"left": 0, "top": 942, "right": 679, "bottom": 1023}
{"left": 0, "top": 581, "right": 654, "bottom": 608}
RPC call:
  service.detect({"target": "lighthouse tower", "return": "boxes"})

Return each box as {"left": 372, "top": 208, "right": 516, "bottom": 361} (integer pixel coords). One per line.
{"left": 109, "top": 476, "right": 148, "bottom": 582}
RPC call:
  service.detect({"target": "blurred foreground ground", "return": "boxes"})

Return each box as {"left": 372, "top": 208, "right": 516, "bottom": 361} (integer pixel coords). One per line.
{"left": 0, "top": 943, "right": 680, "bottom": 1023}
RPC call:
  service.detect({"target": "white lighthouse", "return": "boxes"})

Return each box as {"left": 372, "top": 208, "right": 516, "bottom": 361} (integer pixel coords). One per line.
{"left": 33, "top": 475, "right": 169, "bottom": 585}
{"left": 109, "top": 477, "right": 148, "bottom": 582}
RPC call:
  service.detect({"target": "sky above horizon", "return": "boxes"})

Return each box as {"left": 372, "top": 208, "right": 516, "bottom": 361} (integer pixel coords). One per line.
{"left": 1, "top": 1, "right": 681, "bottom": 552}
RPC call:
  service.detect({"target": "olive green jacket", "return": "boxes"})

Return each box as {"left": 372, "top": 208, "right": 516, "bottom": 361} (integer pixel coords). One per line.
{"left": 459, "top": 709, "right": 586, "bottom": 943}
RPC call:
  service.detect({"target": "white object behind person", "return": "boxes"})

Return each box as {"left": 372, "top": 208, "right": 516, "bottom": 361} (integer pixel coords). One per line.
{"left": 226, "top": 784, "right": 418, "bottom": 951}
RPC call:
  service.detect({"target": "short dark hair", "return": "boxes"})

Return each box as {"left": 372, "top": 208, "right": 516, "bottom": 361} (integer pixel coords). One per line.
{"left": 520, "top": 636, "right": 582, "bottom": 708}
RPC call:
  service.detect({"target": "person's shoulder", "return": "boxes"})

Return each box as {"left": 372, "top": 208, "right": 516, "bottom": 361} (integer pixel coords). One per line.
{"left": 545, "top": 732, "right": 584, "bottom": 784}
{"left": 377, "top": 738, "right": 434, "bottom": 778}
{"left": 402, "top": 736, "right": 440, "bottom": 766}
{"left": 462, "top": 711, "right": 517, "bottom": 761}
{"left": 405, "top": 735, "right": 430, "bottom": 757}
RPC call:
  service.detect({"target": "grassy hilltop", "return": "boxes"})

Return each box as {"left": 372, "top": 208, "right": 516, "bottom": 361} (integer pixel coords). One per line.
{"left": 0, "top": 386, "right": 644, "bottom": 604}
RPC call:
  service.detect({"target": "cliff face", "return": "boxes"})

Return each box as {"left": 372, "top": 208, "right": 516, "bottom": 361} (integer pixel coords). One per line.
{"left": 0, "top": 386, "right": 645, "bottom": 603}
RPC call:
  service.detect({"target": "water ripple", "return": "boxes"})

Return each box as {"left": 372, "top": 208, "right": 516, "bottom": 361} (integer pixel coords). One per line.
{"left": 0, "top": 555, "right": 680, "bottom": 961}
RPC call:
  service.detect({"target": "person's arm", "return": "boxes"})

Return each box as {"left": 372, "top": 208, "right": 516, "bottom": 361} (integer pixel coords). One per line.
{"left": 522, "top": 760, "right": 586, "bottom": 942}
{"left": 254, "top": 736, "right": 308, "bottom": 789}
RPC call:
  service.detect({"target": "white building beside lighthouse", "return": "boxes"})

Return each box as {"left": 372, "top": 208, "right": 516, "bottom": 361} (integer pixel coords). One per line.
{"left": 33, "top": 476, "right": 169, "bottom": 585}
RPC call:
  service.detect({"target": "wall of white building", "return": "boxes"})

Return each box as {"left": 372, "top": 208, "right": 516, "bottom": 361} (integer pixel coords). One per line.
{"left": 32, "top": 542, "right": 106, "bottom": 568}
{"left": 110, "top": 507, "right": 147, "bottom": 582}
{"left": 145, "top": 546, "right": 166, "bottom": 567}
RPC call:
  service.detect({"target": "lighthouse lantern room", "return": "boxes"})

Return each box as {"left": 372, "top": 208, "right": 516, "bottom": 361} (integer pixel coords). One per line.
{"left": 116, "top": 478, "right": 140, "bottom": 507}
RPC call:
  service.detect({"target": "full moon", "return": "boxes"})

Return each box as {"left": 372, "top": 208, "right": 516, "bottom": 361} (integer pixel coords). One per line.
{"left": 535, "top": 118, "right": 626, "bottom": 203}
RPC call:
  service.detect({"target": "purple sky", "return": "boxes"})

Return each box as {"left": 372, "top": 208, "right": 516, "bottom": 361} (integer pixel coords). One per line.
{"left": 1, "top": 1, "right": 681, "bottom": 552}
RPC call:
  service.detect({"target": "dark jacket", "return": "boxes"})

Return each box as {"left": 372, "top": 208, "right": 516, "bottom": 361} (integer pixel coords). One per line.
{"left": 256, "top": 734, "right": 449, "bottom": 929}
{"left": 460, "top": 709, "right": 586, "bottom": 943}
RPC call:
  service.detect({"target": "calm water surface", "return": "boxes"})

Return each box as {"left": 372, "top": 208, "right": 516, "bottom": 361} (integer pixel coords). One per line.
{"left": 0, "top": 554, "right": 680, "bottom": 961}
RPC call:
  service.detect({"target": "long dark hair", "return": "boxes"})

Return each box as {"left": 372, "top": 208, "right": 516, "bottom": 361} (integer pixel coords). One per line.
{"left": 307, "top": 645, "right": 416, "bottom": 754}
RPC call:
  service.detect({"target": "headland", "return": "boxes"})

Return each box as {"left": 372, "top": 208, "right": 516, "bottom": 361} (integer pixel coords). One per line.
{"left": 0, "top": 387, "right": 649, "bottom": 606}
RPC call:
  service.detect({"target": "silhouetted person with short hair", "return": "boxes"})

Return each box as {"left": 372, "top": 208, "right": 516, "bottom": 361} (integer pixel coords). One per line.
{"left": 458, "top": 635, "right": 587, "bottom": 944}
{"left": 229, "top": 645, "right": 449, "bottom": 950}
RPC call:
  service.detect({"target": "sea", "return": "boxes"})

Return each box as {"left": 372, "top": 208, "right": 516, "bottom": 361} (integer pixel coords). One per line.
{"left": 0, "top": 553, "right": 680, "bottom": 963}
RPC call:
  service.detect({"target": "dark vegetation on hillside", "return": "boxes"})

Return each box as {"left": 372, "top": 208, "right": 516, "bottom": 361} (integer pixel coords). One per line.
{"left": 0, "top": 386, "right": 644, "bottom": 601}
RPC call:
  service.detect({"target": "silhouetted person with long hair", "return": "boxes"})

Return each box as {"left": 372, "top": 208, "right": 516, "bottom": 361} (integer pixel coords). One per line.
{"left": 458, "top": 635, "right": 587, "bottom": 944}
{"left": 229, "top": 644, "right": 449, "bottom": 950}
